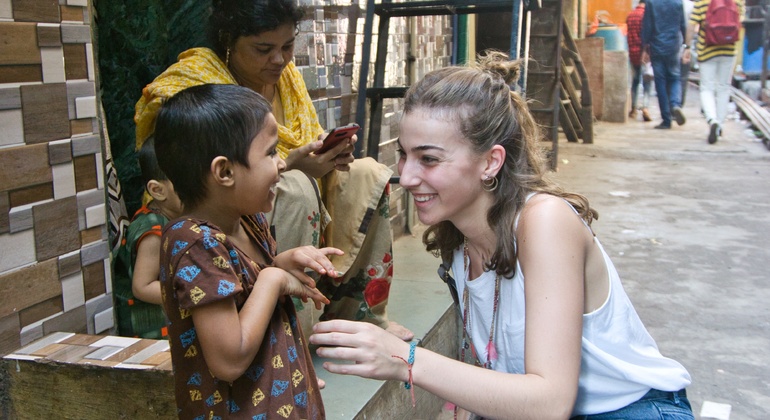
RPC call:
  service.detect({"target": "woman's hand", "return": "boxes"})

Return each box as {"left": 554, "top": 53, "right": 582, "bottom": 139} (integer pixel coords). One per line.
{"left": 274, "top": 245, "right": 344, "bottom": 288}
{"left": 310, "top": 320, "right": 412, "bottom": 382}
{"left": 283, "top": 134, "right": 357, "bottom": 177}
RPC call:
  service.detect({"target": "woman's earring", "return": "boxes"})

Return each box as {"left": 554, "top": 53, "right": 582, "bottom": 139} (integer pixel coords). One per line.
{"left": 225, "top": 47, "right": 231, "bottom": 67}
{"left": 482, "top": 174, "right": 498, "bottom": 192}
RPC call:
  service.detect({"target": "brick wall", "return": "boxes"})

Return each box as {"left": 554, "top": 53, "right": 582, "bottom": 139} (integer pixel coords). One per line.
{"left": 0, "top": 0, "right": 113, "bottom": 356}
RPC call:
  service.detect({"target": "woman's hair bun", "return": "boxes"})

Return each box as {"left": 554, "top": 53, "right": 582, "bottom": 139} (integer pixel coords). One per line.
{"left": 476, "top": 50, "right": 522, "bottom": 86}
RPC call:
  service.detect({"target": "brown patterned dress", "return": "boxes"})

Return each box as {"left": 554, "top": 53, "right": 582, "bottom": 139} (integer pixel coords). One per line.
{"left": 160, "top": 213, "right": 324, "bottom": 419}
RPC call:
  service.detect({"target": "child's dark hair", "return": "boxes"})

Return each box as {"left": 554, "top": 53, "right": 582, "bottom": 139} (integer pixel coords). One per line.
{"left": 209, "top": 0, "right": 305, "bottom": 59}
{"left": 153, "top": 84, "right": 272, "bottom": 209}
{"left": 137, "top": 136, "right": 168, "bottom": 186}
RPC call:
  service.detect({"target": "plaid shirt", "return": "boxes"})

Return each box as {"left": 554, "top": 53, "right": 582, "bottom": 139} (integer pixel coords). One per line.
{"left": 627, "top": 4, "right": 646, "bottom": 66}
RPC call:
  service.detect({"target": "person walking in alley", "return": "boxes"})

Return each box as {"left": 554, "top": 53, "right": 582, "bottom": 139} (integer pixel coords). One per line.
{"left": 627, "top": 0, "right": 653, "bottom": 122}
{"left": 642, "top": 0, "right": 688, "bottom": 129}
{"left": 683, "top": 0, "right": 744, "bottom": 144}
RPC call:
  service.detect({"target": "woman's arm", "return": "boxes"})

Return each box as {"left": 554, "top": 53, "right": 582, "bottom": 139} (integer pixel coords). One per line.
{"left": 283, "top": 134, "right": 356, "bottom": 177}
{"left": 192, "top": 266, "right": 328, "bottom": 382}
{"left": 131, "top": 234, "right": 163, "bottom": 305}
{"left": 312, "top": 195, "right": 589, "bottom": 419}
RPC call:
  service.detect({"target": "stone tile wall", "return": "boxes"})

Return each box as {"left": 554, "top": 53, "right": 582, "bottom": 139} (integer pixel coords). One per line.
{"left": 0, "top": 0, "right": 113, "bottom": 356}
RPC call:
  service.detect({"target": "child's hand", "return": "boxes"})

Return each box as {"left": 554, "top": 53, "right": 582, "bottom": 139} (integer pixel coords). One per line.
{"left": 280, "top": 269, "right": 330, "bottom": 310}
{"left": 274, "top": 246, "right": 344, "bottom": 289}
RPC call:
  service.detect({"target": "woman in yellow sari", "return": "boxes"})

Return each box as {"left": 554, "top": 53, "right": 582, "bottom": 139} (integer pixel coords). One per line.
{"left": 135, "top": 0, "right": 412, "bottom": 341}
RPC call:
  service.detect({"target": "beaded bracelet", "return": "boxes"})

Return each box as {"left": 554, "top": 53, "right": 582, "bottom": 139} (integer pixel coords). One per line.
{"left": 391, "top": 340, "right": 419, "bottom": 407}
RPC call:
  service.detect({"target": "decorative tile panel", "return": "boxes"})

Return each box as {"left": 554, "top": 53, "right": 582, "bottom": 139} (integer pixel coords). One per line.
{"left": 63, "top": 43, "right": 87, "bottom": 80}
{"left": 32, "top": 195, "right": 80, "bottom": 261}
{"left": 0, "top": 229, "right": 36, "bottom": 273}
{"left": 0, "top": 109, "right": 24, "bottom": 147}
{"left": 0, "top": 258, "right": 60, "bottom": 319}
{"left": 0, "top": 143, "right": 52, "bottom": 192}
{"left": 40, "top": 46, "right": 66, "bottom": 83}
{"left": 36, "top": 23, "right": 61, "bottom": 47}
{"left": 0, "top": 22, "right": 42, "bottom": 65}
{"left": 11, "top": 0, "right": 60, "bottom": 23}
{"left": 20, "top": 83, "right": 70, "bottom": 144}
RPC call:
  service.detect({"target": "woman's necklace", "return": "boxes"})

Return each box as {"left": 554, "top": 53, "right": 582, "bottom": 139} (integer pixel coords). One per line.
{"left": 455, "top": 239, "right": 501, "bottom": 420}
{"left": 460, "top": 238, "right": 500, "bottom": 370}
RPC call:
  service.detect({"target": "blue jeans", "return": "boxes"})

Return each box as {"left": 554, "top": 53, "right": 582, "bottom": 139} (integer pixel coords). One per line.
{"left": 631, "top": 64, "right": 652, "bottom": 110}
{"left": 571, "top": 389, "right": 694, "bottom": 420}
{"left": 651, "top": 54, "right": 682, "bottom": 126}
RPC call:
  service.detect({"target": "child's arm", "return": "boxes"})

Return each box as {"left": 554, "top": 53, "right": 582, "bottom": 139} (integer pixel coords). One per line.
{"left": 132, "top": 235, "right": 163, "bottom": 305}
{"left": 192, "top": 266, "right": 329, "bottom": 382}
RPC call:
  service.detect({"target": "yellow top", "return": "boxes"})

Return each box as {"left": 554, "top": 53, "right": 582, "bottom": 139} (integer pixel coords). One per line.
{"left": 134, "top": 47, "right": 324, "bottom": 159}
{"left": 689, "top": 0, "right": 745, "bottom": 62}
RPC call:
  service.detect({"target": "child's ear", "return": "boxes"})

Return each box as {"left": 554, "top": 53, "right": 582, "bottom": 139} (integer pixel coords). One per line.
{"left": 211, "top": 156, "right": 235, "bottom": 186}
{"left": 146, "top": 180, "right": 168, "bottom": 202}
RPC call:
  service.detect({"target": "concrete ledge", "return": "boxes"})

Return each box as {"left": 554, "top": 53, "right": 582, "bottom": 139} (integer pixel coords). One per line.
{"left": 356, "top": 306, "right": 459, "bottom": 419}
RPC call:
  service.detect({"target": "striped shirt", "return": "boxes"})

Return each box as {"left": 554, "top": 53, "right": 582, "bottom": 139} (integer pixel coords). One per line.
{"left": 690, "top": 0, "right": 745, "bottom": 62}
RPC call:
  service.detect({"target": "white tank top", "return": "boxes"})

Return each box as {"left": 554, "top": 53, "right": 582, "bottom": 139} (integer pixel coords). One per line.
{"left": 452, "top": 197, "right": 691, "bottom": 415}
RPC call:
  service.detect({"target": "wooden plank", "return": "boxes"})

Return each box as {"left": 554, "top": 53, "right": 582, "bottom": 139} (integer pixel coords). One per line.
{"left": 0, "top": 258, "right": 60, "bottom": 319}
{"left": 70, "top": 118, "right": 93, "bottom": 135}
{"left": 71, "top": 134, "right": 99, "bottom": 157}
{"left": 60, "top": 5, "right": 85, "bottom": 23}
{"left": 0, "top": 313, "right": 22, "bottom": 356}
{"left": 58, "top": 250, "right": 81, "bottom": 278}
{"left": 0, "top": 191, "right": 9, "bottom": 234}
{"left": 11, "top": 0, "right": 60, "bottom": 23}
{"left": 0, "top": 22, "right": 41, "bottom": 65}
{"left": 0, "top": 64, "right": 42, "bottom": 84}
{"left": 82, "top": 260, "right": 105, "bottom": 301}
{"left": 19, "top": 296, "right": 64, "bottom": 329}
{"left": 36, "top": 23, "right": 61, "bottom": 47}
{"left": 73, "top": 154, "right": 97, "bottom": 192}
{"left": 20, "top": 83, "right": 70, "bottom": 144}
{"left": 0, "top": 357, "right": 176, "bottom": 419}
{"left": 9, "top": 183, "right": 53, "bottom": 207}
{"left": 60, "top": 24, "right": 90, "bottom": 44}
{"left": 41, "top": 305, "right": 87, "bottom": 336}
{"left": 0, "top": 86, "right": 21, "bottom": 110}
{"left": 63, "top": 43, "right": 87, "bottom": 80}
{"left": 575, "top": 38, "right": 604, "bottom": 120}
{"left": 79, "top": 225, "right": 103, "bottom": 246}
{"left": 0, "top": 143, "right": 52, "bottom": 192}
{"left": 48, "top": 138, "right": 72, "bottom": 165}
{"left": 33, "top": 196, "right": 80, "bottom": 262}
{"left": 0, "top": 108, "right": 24, "bottom": 148}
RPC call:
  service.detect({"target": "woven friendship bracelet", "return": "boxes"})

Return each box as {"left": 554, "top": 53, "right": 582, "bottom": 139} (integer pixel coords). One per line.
{"left": 391, "top": 340, "right": 419, "bottom": 407}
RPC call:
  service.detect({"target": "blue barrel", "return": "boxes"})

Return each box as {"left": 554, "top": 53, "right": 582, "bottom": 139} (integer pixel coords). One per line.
{"left": 591, "top": 25, "right": 628, "bottom": 51}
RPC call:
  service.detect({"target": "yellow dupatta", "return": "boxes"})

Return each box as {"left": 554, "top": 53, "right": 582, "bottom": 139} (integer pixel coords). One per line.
{"left": 134, "top": 47, "right": 323, "bottom": 158}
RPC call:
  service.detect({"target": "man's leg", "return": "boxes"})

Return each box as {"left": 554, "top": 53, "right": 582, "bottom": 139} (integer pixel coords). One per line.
{"left": 667, "top": 54, "right": 686, "bottom": 125}
{"left": 651, "top": 57, "right": 672, "bottom": 128}
{"left": 630, "top": 64, "right": 642, "bottom": 117}
{"left": 680, "top": 59, "right": 691, "bottom": 106}
{"left": 698, "top": 58, "right": 720, "bottom": 143}
{"left": 713, "top": 55, "right": 736, "bottom": 126}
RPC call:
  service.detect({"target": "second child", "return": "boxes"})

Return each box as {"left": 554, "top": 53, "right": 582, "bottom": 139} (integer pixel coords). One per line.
{"left": 154, "top": 83, "right": 339, "bottom": 419}
{"left": 112, "top": 137, "right": 183, "bottom": 339}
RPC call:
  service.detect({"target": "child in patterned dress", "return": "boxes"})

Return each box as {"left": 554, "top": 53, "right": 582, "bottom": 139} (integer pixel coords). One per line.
{"left": 154, "top": 83, "right": 339, "bottom": 419}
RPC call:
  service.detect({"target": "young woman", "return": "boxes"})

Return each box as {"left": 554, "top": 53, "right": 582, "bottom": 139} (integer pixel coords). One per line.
{"left": 310, "top": 52, "right": 694, "bottom": 419}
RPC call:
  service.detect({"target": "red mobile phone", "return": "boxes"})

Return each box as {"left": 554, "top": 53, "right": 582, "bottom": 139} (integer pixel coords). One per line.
{"left": 316, "top": 123, "right": 359, "bottom": 154}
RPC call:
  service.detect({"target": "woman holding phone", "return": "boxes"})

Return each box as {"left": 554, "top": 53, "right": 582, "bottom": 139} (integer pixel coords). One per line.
{"left": 134, "top": 0, "right": 413, "bottom": 341}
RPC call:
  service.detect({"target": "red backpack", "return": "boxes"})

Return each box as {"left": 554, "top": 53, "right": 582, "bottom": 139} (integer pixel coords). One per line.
{"left": 703, "top": 0, "right": 741, "bottom": 46}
